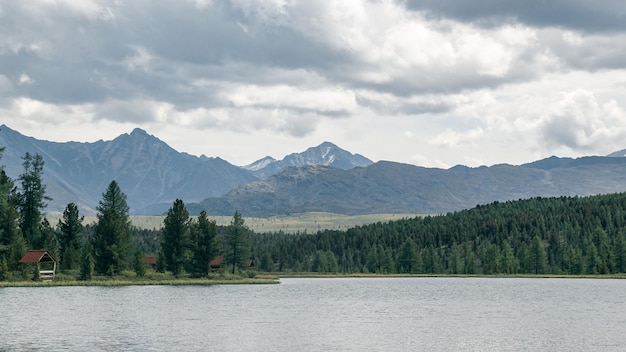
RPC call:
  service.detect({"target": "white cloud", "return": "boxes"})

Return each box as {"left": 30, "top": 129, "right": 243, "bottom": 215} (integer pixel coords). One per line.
{"left": 2, "top": 97, "right": 95, "bottom": 128}
{"left": 430, "top": 127, "right": 484, "bottom": 148}
{"left": 539, "top": 89, "right": 626, "bottom": 152}
{"left": 18, "top": 74, "right": 35, "bottom": 85}
{"left": 221, "top": 84, "right": 357, "bottom": 114}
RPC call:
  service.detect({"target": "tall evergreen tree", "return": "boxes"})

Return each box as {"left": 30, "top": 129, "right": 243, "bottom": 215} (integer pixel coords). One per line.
{"left": 79, "top": 242, "right": 94, "bottom": 280}
{"left": 226, "top": 211, "right": 250, "bottom": 274}
{"left": 132, "top": 249, "right": 146, "bottom": 277}
{"left": 17, "top": 153, "right": 50, "bottom": 248}
{"left": 397, "top": 238, "right": 420, "bottom": 273}
{"left": 0, "top": 151, "right": 25, "bottom": 274}
{"left": 259, "top": 253, "right": 274, "bottom": 272}
{"left": 528, "top": 235, "right": 547, "bottom": 274}
{"left": 161, "top": 199, "right": 191, "bottom": 276}
{"left": 190, "top": 210, "right": 218, "bottom": 278}
{"left": 57, "top": 202, "right": 84, "bottom": 271}
{"left": 92, "top": 180, "right": 132, "bottom": 275}
{"left": 39, "top": 218, "right": 59, "bottom": 260}
{"left": 499, "top": 240, "right": 518, "bottom": 274}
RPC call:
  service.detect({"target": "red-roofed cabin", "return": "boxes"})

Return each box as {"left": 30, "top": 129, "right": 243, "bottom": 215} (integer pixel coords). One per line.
{"left": 19, "top": 250, "right": 57, "bottom": 281}
{"left": 209, "top": 256, "right": 255, "bottom": 271}
{"left": 210, "top": 256, "right": 224, "bottom": 271}
{"left": 144, "top": 256, "right": 157, "bottom": 270}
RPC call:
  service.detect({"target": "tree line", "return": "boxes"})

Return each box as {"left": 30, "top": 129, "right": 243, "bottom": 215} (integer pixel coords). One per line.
{"left": 250, "top": 193, "right": 626, "bottom": 275}
{"left": 0, "top": 148, "right": 252, "bottom": 280}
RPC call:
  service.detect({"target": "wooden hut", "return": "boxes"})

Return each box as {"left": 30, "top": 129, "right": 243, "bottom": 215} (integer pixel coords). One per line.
{"left": 209, "top": 256, "right": 255, "bottom": 271}
{"left": 19, "top": 250, "right": 57, "bottom": 281}
{"left": 144, "top": 256, "right": 157, "bottom": 270}
{"left": 209, "top": 256, "right": 224, "bottom": 271}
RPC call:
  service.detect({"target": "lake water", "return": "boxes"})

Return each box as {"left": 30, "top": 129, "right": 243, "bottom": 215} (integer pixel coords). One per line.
{"left": 1, "top": 277, "right": 626, "bottom": 351}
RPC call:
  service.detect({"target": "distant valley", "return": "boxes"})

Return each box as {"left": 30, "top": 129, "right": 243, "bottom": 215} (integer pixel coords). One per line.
{"left": 1, "top": 124, "right": 626, "bottom": 217}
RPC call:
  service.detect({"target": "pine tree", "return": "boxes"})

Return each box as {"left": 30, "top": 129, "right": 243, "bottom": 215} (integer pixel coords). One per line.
{"left": 161, "top": 199, "right": 191, "bottom": 276}
{"left": 17, "top": 153, "right": 50, "bottom": 248}
{"left": 92, "top": 181, "right": 132, "bottom": 276}
{"left": 226, "top": 211, "right": 250, "bottom": 274}
{"left": 366, "top": 245, "right": 380, "bottom": 273}
{"left": 397, "top": 238, "right": 419, "bottom": 273}
{"left": 39, "top": 218, "right": 59, "bottom": 260}
{"left": 79, "top": 243, "right": 95, "bottom": 280}
{"left": 132, "top": 249, "right": 146, "bottom": 277}
{"left": 499, "top": 240, "right": 517, "bottom": 274}
{"left": 259, "top": 253, "right": 273, "bottom": 272}
{"left": 529, "top": 235, "right": 547, "bottom": 274}
{"left": 57, "top": 202, "right": 84, "bottom": 271}
{"left": 0, "top": 159, "right": 24, "bottom": 273}
{"left": 190, "top": 210, "right": 218, "bottom": 278}
{"left": 0, "top": 256, "right": 10, "bottom": 281}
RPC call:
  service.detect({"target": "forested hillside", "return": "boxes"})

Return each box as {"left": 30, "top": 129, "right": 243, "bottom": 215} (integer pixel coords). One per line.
{"left": 250, "top": 193, "right": 626, "bottom": 275}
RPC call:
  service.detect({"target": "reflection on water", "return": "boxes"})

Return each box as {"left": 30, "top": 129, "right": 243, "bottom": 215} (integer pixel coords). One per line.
{"left": 1, "top": 277, "right": 626, "bottom": 351}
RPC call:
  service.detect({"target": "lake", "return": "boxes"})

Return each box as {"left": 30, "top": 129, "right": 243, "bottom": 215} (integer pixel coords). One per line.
{"left": 1, "top": 277, "right": 626, "bottom": 351}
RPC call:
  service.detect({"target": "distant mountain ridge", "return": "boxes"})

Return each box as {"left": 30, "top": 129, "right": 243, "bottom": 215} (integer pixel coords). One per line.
{"left": 0, "top": 125, "right": 257, "bottom": 215}
{"left": 189, "top": 157, "right": 626, "bottom": 217}
{"left": 2, "top": 124, "right": 626, "bottom": 217}
{"left": 0, "top": 126, "right": 374, "bottom": 215}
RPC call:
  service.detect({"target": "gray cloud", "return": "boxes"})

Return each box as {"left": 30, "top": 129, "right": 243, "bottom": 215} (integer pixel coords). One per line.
{"left": 406, "top": 0, "right": 626, "bottom": 33}
{"left": 1, "top": 0, "right": 626, "bottom": 166}
{"left": 538, "top": 90, "right": 626, "bottom": 153}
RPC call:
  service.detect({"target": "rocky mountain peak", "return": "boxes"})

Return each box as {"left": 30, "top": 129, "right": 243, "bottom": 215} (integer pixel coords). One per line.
{"left": 244, "top": 141, "right": 373, "bottom": 179}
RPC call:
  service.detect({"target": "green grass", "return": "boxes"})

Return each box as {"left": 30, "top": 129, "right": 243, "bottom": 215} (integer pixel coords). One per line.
{"left": 0, "top": 270, "right": 279, "bottom": 287}
{"left": 48, "top": 212, "right": 425, "bottom": 233}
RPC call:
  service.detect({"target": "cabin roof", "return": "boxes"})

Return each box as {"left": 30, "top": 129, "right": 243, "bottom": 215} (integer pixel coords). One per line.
{"left": 19, "top": 250, "right": 56, "bottom": 264}
{"left": 210, "top": 256, "right": 224, "bottom": 268}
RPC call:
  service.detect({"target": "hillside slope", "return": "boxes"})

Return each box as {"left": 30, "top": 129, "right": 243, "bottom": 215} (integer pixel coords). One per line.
{"left": 190, "top": 158, "right": 626, "bottom": 216}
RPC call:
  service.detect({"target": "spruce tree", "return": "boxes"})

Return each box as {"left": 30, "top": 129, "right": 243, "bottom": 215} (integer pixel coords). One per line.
{"left": 0, "top": 153, "right": 25, "bottom": 273}
{"left": 132, "top": 249, "right": 146, "bottom": 277}
{"left": 39, "top": 218, "right": 59, "bottom": 260}
{"left": 17, "top": 153, "right": 50, "bottom": 248}
{"left": 397, "top": 238, "right": 419, "bottom": 273}
{"left": 79, "top": 243, "right": 94, "bottom": 280}
{"left": 259, "top": 253, "right": 273, "bottom": 272}
{"left": 161, "top": 199, "right": 191, "bottom": 276}
{"left": 226, "top": 211, "right": 250, "bottom": 274}
{"left": 92, "top": 181, "right": 132, "bottom": 275}
{"left": 57, "top": 202, "right": 84, "bottom": 271}
{"left": 190, "top": 210, "right": 218, "bottom": 278}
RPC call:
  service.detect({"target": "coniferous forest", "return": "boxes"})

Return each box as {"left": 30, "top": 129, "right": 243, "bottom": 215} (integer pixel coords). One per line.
{"left": 3, "top": 146, "right": 626, "bottom": 280}
{"left": 251, "top": 194, "right": 626, "bottom": 275}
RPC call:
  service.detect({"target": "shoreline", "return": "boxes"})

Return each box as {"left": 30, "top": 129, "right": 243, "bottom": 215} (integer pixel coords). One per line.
{"left": 3, "top": 272, "right": 626, "bottom": 287}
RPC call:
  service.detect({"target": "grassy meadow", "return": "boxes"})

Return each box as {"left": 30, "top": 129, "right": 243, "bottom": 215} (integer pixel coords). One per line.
{"left": 49, "top": 212, "right": 425, "bottom": 233}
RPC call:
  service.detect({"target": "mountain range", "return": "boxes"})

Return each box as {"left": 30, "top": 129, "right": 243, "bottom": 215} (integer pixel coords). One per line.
{"left": 0, "top": 125, "right": 372, "bottom": 215}
{"left": 1, "top": 124, "right": 626, "bottom": 217}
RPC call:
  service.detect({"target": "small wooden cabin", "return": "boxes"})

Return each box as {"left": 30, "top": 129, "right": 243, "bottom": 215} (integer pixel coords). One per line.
{"left": 19, "top": 250, "right": 57, "bottom": 281}
{"left": 210, "top": 256, "right": 224, "bottom": 271}
{"left": 209, "top": 256, "right": 254, "bottom": 271}
{"left": 144, "top": 256, "right": 157, "bottom": 270}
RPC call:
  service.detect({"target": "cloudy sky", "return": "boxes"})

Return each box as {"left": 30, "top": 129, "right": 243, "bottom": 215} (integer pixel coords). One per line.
{"left": 2, "top": 0, "right": 626, "bottom": 168}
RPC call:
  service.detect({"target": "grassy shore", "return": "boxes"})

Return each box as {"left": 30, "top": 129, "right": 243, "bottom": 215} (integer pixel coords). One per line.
{"left": 0, "top": 271, "right": 279, "bottom": 287}
{"left": 277, "top": 272, "right": 626, "bottom": 279}
{"left": 4, "top": 272, "right": 626, "bottom": 287}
